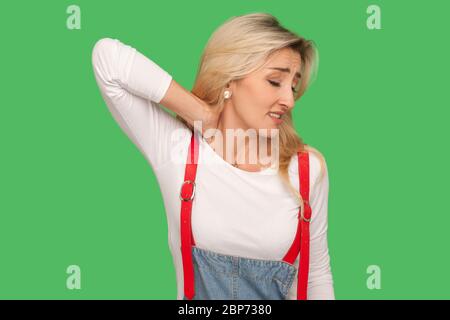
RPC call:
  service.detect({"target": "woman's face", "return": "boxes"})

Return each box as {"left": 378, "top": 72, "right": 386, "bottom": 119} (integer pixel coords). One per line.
{"left": 227, "top": 47, "right": 302, "bottom": 137}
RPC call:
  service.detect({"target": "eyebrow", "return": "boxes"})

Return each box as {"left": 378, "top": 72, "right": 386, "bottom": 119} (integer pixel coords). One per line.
{"left": 267, "top": 67, "right": 301, "bottom": 78}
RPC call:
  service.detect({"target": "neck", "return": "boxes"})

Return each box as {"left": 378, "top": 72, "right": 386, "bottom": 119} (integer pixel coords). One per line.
{"left": 207, "top": 105, "right": 274, "bottom": 168}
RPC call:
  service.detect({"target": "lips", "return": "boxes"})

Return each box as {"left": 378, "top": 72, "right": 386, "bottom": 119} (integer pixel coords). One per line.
{"left": 268, "top": 112, "right": 284, "bottom": 124}
{"left": 268, "top": 110, "right": 285, "bottom": 119}
{"left": 268, "top": 112, "right": 282, "bottom": 119}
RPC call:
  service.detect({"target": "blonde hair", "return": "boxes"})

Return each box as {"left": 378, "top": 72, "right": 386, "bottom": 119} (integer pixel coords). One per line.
{"left": 176, "top": 12, "right": 326, "bottom": 219}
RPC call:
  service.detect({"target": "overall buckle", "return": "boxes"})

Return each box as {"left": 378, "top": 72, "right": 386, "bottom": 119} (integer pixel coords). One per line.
{"left": 179, "top": 180, "right": 196, "bottom": 202}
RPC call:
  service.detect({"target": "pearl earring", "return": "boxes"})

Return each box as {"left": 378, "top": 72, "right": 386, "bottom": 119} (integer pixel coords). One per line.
{"left": 224, "top": 90, "right": 232, "bottom": 99}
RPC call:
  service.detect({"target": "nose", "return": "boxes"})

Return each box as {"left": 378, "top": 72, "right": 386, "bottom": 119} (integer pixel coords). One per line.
{"left": 279, "top": 88, "right": 295, "bottom": 112}
{"left": 280, "top": 104, "right": 290, "bottom": 113}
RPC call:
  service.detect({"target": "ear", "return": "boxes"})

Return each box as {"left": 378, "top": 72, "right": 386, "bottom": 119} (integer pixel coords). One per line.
{"left": 226, "top": 80, "right": 237, "bottom": 92}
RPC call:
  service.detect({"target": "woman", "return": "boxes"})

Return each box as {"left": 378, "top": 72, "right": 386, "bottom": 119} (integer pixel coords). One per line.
{"left": 91, "top": 12, "right": 334, "bottom": 300}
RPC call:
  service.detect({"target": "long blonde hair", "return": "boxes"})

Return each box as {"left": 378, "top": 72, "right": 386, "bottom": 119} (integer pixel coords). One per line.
{"left": 176, "top": 12, "right": 326, "bottom": 219}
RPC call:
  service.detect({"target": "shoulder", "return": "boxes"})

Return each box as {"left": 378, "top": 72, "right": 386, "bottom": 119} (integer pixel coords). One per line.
{"left": 306, "top": 145, "right": 328, "bottom": 186}
{"left": 288, "top": 144, "right": 328, "bottom": 190}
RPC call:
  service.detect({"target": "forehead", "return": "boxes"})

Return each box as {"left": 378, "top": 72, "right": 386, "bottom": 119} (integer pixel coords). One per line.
{"left": 263, "top": 48, "right": 302, "bottom": 73}
{"left": 238, "top": 48, "right": 302, "bottom": 84}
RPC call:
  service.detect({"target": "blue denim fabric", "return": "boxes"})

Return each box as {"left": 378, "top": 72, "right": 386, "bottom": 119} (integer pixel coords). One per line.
{"left": 183, "top": 246, "right": 297, "bottom": 300}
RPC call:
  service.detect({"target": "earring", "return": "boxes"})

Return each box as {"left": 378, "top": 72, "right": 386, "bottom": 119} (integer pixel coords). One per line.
{"left": 224, "top": 90, "right": 232, "bottom": 99}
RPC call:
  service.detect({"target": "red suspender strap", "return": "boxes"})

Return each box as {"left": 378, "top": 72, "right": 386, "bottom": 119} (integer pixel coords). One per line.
{"left": 297, "top": 150, "right": 312, "bottom": 300}
{"left": 179, "top": 130, "right": 199, "bottom": 300}
{"left": 282, "top": 149, "right": 312, "bottom": 300}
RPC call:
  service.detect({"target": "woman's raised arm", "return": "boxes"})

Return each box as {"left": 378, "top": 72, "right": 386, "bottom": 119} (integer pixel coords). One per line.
{"left": 91, "top": 37, "right": 200, "bottom": 170}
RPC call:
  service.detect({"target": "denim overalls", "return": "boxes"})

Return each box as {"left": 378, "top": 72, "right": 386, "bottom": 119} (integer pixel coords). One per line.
{"left": 179, "top": 130, "right": 312, "bottom": 300}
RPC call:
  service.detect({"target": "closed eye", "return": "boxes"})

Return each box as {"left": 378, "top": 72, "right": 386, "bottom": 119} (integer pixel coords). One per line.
{"left": 268, "top": 80, "right": 298, "bottom": 93}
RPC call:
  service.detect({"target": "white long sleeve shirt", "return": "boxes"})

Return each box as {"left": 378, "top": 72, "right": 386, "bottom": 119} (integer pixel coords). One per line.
{"left": 91, "top": 37, "right": 335, "bottom": 300}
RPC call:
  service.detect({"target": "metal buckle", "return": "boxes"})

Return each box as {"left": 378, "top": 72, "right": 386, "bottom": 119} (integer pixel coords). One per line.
{"left": 179, "top": 180, "right": 196, "bottom": 202}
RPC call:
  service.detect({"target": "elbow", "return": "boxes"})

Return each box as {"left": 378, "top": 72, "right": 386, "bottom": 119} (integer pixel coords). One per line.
{"left": 91, "top": 37, "right": 121, "bottom": 92}
{"left": 91, "top": 37, "right": 116, "bottom": 70}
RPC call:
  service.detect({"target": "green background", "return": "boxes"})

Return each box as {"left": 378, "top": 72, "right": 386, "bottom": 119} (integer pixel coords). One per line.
{"left": 1, "top": 0, "right": 449, "bottom": 299}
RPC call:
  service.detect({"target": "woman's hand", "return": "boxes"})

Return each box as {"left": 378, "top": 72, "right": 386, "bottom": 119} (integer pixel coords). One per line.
{"left": 160, "top": 79, "right": 223, "bottom": 138}
{"left": 196, "top": 98, "right": 223, "bottom": 140}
